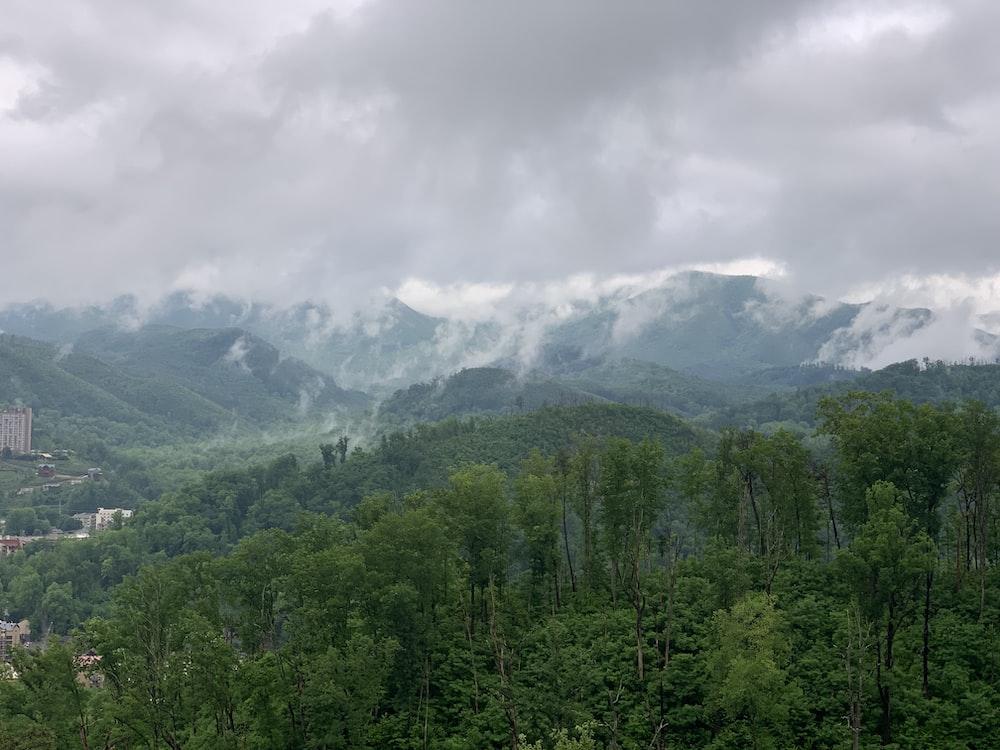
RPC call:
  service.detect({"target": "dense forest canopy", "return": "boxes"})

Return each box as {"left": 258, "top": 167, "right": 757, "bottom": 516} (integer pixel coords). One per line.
{"left": 1, "top": 388, "right": 998, "bottom": 749}
{"left": 7, "top": 0, "right": 1000, "bottom": 744}
{"left": 3, "top": 301, "right": 1000, "bottom": 750}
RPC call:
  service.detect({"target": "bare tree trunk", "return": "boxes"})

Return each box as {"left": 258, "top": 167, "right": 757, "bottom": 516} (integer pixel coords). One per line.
{"left": 487, "top": 582, "right": 520, "bottom": 750}
{"left": 977, "top": 490, "right": 990, "bottom": 620}
{"left": 818, "top": 467, "right": 840, "bottom": 556}
{"left": 745, "top": 472, "right": 764, "bottom": 557}
{"left": 423, "top": 656, "right": 431, "bottom": 750}
{"left": 464, "top": 615, "right": 480, "bottom": 715}
{"left": 606, "top": 680, "right": 624, "bottom": 750}
{"left": 562, "top": 489, "right": 577, "bottom": 594}
{"left": 843, "top": 607, "right": 870, "bottom": 750}
{"left": 610, "top": 559, "right": 619, "bottom": 607}
{"left": 634, "top": 594, "right": 645, "bottom": 682}
{"left": 922, "top": 570, "right": 933, "bottom": 698}
{"left": 878, "top": 598, "right": 896, "bottom": 746}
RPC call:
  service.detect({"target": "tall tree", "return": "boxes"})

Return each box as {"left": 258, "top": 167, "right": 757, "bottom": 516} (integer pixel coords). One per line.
{"left": 838, "top": 482, "right": 935, "bottom": 746}
{"left": 513, "top": 451, "right": 562, "bottom": 612}
{"left": 820, "top": 393, "right": 960, "bottom": 697}
{"left": 600, "top": 439, "right": 664, "bottom": 681}
{"left": 570, "top": 439, "right": 601, "bottom": 591}
{"left": 434, "top": 465, "right": 510, "bottom": 631}
{"left": 953, "top": 401, "right": 1000, "bottom": 615}
{"left": 705, "top": 592, "right": 800, "bottom": 750}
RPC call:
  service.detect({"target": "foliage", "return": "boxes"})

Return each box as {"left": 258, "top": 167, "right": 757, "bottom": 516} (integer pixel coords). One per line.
{"left": 1, "top": 393, "right": 998, "bottom": 749}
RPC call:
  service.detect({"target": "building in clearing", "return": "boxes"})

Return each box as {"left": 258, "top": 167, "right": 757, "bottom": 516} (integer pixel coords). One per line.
{"left": 72, "top": 512, "right": 96, "bottom": 532}
{"left": 0, "top": 407, "right": 32, "bottom": 454}
{"left": 74, "top": 508, "right": 134, "bottom": 533}
{"left": 0, "top": 619, "right": 30, "bottom": 660}
{"left": 95, "top": 507, "right": 133, "bottom": 531}
{"left": 0, "top": 537, "right": 25, "bottom": 557}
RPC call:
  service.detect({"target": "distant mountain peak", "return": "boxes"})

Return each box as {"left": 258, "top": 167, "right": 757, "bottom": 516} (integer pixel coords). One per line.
{"left": 2, "top": 273, "right": 997, "bottom": 387}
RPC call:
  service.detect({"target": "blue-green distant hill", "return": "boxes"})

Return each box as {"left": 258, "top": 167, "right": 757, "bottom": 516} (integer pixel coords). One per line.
{"left": 0, "top": 328, "right": 367, "bottom": 448}
{"left": 0, "top": 272, "right": 965, "bottom": 390}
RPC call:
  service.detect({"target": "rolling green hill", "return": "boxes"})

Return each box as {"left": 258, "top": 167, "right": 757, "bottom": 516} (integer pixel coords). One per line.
{"left": 303, "top": 401, "right": 707, "bottom": 511}
{"left": 706, "top": 359, "right": 1000, "bottom": 430}
{"left": 0, "top": 328, "right": 368, "bottom": 450}
{"left": 378, "top": 358, "right": 794, "bottom": 426}
{"left": 377, "top": 366, "right": 605, "bottom": 426}
{"left": 552, "top": 357, "right": 771, "bottom": 416}
{"left": 0, "top": 334, "right": 189, "bottom": 447}
{"left": 75, "top": 325, "right": 368, "bottom": 422}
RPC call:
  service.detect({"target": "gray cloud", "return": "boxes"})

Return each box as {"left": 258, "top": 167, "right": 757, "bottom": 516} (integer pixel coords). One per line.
{"left": 1, "top": 0, "right": 999, "bottom": 314}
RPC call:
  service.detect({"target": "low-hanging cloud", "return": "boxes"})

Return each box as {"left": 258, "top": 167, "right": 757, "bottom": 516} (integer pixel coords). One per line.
{"left": 2, "top": 0, "right": 1000, "bottom": 326}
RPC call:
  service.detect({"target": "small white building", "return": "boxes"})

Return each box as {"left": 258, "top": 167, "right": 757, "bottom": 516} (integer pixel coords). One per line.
{"left": 95, "top": 507, "right": 133, "bottom": 531}
{"left": 73, "top": 508, "right": 133, "bottom": 533}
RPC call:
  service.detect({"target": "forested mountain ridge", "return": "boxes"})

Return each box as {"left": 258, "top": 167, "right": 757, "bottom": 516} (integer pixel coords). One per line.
{"left": 710, "top": 358, "right": 1000, "bottom": 429}
{"left": 0, "top": 329, "right": 367, "bottom": 448}
{"left": 379, "top": 360, "right": 774, "bottom": 426}
{"left": 75, "top": 325, "right": 369, "bottom": 417}
{"left": 549, "top": 358, "right": 774, "bottom": 416}
{"left": 378, "top": 367, "right": 608, "bottom": 425}
{"left": 3, "top": 271, "right": 991, "bottom": 388}
{"left": 1, "top": 392, "right": 998, "bottom": 748}
{"left": 537, "top": 271, "right": 871, "bottom": 377}
{"left": 0, "top": 333, "right": 229, "bottom": 447}
{"left": 377, "top": 357, "right": 1000, "bottom": 432}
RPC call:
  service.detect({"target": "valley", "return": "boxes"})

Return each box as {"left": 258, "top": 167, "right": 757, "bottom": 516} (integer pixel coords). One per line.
{"left": 2, "top": 275, "right": 1000, "bottom": 749}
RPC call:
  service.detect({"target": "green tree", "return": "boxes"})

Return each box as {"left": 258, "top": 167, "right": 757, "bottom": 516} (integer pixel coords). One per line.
{"left": 84, "top": 554, "right": 237, "bottom": 749}
{"left": 434, "top": 464, "right": 510, "bottom": 629}
{"left": 244, "top": 489, "right": 302, "bottom": 533}
{"left": 570, "top": 439, "right": 601, "bottom": 591}
{"left": 5, "top": 507, "right": 39, "bottom": 536}
{"left": 0, "top": 642, "right": 96, "bottom": 749}
{"left": 8, "top": 568, "right": 44, "bottom": 623}
{"left": 320, "top": 443, "right": 336, "bottom": 469}
{"left": 820, "top": 393, "right": 960, "bottom": 697}
{"left": 837, "top": 481, "right": 936, "bottom": 745}
{"left": 600, "top": 438, "right": 664, "bottom": 680}
{"left": 217, "top": 529, "right": 292, "bottom": 655}
{"left": 38, "top": 583, "right": 77, "bottom": 635}
{"left": 521, "top": 723, "right": 598, "bottom": 750}
{"left": 300, "top": 633, "right": 398, "bottom": 750}
{"left": 953, "top": 401, "right": 1000, "bottom": 614}
{"left": 513, "top": 451, "right": 562, "bottom": 611}
{"left": 705, "top": 592, "right": 800, "bottom": 750}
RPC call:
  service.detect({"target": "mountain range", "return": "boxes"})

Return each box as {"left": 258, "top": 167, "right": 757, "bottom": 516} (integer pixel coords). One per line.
{"left": 0, "top": 327, "right": 366, "bottom": 448}
{"left": 4, "top": 270, "right": 1000, "bottom": 446}
{"left": 3, "top": 272, "right": 997, "bottom": 394}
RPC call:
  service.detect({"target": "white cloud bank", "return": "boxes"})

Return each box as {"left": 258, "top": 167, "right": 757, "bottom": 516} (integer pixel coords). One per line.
{"left": 1, "top": 0, "right": 999, "bottom": 322}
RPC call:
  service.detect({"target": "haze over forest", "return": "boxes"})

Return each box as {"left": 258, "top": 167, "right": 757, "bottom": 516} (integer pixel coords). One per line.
{"left": 3, "top": 2, "right": 1000, "bottom": 749}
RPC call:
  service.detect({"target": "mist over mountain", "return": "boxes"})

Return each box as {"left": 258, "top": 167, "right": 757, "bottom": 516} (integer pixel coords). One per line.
{"left": 4, "top": 272, "right": 998, "bottom": 391}
{"left": 0, "top": 326, "right": 367, "bottom": 449}
{"left": 74, "top": 325, "right": 368, "bottom": 415}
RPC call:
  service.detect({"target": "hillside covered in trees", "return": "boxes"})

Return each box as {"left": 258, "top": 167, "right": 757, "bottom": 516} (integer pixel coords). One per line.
{"left": 0, "top": 330, "right": 367, "bottom": 450}
{"left": 1, "top": 392, "right": 998, "bottom": 749}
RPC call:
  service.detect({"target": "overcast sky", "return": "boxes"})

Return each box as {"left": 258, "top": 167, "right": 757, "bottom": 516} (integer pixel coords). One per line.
{"left": 2, "top": 0, "right": 999, "bottom": 315}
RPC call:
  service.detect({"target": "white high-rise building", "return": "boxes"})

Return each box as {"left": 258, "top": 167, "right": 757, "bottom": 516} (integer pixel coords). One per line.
{"left": 0, "top": 407, "right": 32, "bottom": 454}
